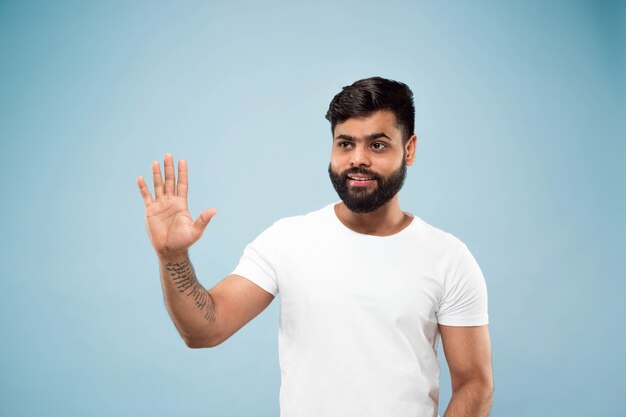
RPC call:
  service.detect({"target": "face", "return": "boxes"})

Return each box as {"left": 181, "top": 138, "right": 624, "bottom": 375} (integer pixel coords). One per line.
{"left": 328, "top": 110, "right": 416, "bottom": 213}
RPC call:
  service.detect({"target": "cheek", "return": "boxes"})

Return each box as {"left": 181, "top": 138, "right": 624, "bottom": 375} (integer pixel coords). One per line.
{"left": 374, "top": 155, "right": 404, "bottom": 175}
{"left": 329, "top": 153, "right": 347, "bottom": 169}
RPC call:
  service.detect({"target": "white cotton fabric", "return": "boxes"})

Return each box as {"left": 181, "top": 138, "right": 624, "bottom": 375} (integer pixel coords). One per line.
{"left": 231, "top": 202, "right": 489, "bottom": 417}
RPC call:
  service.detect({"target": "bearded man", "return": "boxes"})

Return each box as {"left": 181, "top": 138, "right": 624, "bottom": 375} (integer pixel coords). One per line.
{"left": 137, "top": 76, "right": 494, "bottom": 417}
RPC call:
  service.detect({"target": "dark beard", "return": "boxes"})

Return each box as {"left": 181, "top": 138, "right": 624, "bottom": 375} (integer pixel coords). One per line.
{"left": 328, "top": 160, "right": 407, "bottom": 214}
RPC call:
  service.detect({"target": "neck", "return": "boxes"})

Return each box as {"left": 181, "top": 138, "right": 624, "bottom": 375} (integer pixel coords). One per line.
{"left": 334, "top": 196, "right": 412, "bottom": 236}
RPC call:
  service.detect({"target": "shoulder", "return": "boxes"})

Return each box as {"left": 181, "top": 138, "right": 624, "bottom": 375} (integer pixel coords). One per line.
{"left": 274, "top": 202, "right": 334, "bottom": 227}
{"left": 409, "top": 215, "right": 467, "bottom": 253}
{"left": 259, "top": 202, "right": 334, "bottom": 238}
{"left": 410, "top": 218, "right": 485, "bottom": 288}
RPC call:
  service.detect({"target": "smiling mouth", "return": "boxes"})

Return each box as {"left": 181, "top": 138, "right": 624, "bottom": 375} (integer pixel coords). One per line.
{"left": 347, "top": 176, "right": 376, "bottom": 187}
{"left": 347, "top": 175, "right": 374, "bottom": 181}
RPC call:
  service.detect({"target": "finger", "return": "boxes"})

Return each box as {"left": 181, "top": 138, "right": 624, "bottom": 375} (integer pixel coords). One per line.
{"left": 193, "top": 208, "right": 218, "bottom": 237}
{"left": 137, "top": 176, "right": 154, "bottom": 206}
{"left": 177, "top": 159, "right": 188, "bottom": 198}
{"left": 164, "top": 153, "right": 176, "bottom": 195}
{"left": 152, "top": 160, "right": 164, "bottom": 198}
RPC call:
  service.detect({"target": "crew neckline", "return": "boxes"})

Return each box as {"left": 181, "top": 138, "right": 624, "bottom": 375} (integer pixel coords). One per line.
{"left": 326, "top": 201, "right": 416, "bottom": 239}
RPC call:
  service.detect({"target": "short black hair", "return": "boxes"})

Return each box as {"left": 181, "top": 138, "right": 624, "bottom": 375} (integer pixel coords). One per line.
{"left": 325, "top": 76, "right": 415, "bottom": 144}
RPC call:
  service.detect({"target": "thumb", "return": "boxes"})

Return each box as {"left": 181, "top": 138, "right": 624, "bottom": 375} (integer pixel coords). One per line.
{"left": 193, "top": 207, "right": 218, "bottom": 235}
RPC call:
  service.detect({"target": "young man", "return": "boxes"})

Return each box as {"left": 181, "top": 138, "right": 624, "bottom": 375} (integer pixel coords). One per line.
{"left": 137, "top": 77, "right": 494, "bottom": 417}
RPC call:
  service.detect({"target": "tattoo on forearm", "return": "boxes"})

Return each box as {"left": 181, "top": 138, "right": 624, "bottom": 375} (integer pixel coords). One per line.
{"left": 165, "top": 260, "right": 217, "bottom": 322}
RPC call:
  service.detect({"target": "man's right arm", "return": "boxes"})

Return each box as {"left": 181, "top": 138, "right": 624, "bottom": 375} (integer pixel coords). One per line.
{"left": 138, "top": 154, "right": 274, "bottom": 348}
{"left": 158, "top": 252, "right": 274, "bottom": 348}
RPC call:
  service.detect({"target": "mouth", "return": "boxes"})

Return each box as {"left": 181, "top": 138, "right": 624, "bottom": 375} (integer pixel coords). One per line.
{"left": 346, "top": 175, "right": 376, "bottom": 187}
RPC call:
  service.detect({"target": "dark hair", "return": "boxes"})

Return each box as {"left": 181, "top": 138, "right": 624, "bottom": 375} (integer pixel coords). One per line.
{"left": 325, "top": 76, "right": 415, "bottom": 143}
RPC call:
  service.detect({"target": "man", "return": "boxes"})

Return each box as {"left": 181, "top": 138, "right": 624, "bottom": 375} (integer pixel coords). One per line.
{"left": 137, "top": 77, "right": 494, "bottom": 417}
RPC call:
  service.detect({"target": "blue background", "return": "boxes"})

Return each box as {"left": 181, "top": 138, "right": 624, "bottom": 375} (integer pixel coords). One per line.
{"left": 1, "top": 1, "right": 623, "bottom": 416}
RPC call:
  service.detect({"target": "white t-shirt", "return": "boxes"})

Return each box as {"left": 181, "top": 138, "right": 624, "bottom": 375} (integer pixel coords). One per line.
{"left": 231, "top": 202, "right": 489, "bottom": 417}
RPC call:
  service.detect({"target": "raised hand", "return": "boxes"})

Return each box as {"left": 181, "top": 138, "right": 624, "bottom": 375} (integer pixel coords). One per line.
{"left": 137, "top": 153, "right": 217, "bottom": 259}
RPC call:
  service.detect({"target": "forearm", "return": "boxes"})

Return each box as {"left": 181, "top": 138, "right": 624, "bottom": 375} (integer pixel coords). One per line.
{"left": 443, "top": 380, "right": 493, "bottom": 417}
{"left": 158, "top": 252, "right": 220, "bottom": 346}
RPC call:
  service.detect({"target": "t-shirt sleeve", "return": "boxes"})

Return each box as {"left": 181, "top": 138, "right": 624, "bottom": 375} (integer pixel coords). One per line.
{"left": 230, "top": 222, "right": 281, "bottom": 297}
{"left": 437, "top": 243, "right": 489, "bottom": 326}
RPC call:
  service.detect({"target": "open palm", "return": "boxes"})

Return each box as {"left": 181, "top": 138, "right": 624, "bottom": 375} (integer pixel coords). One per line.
{"left": 137, "top": 154, "right": 217, "bottom": 258}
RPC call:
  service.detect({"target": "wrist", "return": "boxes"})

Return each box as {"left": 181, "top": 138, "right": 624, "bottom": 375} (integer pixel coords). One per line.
{"left": 158, "top": 251, "right": 190, "bottom": 264}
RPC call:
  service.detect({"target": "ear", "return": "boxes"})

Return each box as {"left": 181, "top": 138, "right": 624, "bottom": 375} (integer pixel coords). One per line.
{"left": 404, "top": 134, "right": 418, "bottom": 166}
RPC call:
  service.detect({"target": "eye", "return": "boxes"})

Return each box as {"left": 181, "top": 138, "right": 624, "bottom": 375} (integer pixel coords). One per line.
{"left": 371, "top": 142, "right": 387, "bottom": 151}
{"left": 337, "top": 141, "right": 353, "bottom": 149}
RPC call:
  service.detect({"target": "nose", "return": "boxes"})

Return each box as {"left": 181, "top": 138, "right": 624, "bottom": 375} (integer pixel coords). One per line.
{"left": 350, "top": 144, "right": 371, "bottom": 167}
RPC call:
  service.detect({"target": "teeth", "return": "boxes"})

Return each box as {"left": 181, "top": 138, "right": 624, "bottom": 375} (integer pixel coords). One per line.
{"left": 350, "top": 177, "right": 372, "bottom": 180}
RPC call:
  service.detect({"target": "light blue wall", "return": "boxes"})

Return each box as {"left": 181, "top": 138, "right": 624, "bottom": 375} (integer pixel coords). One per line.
{"left": 1, "top": 1, "right": 623, "bottom": 416}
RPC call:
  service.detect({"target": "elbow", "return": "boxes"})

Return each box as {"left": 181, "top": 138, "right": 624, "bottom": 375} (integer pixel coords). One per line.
{"left": 184, "top": 338, "right": 207, "bottom": 349}
{"left": 476, "top": 379, "right": 494, "bottom": 407}
{"left": 483, "top": 376, "right": 495, "bottom": 398}
{"left": 475, "top": 379, "right": 494, "bottom": 400}
{"left": 452, "top": 377, "right": 494, "bottom": 401}
{"left": 179, "top": 319, "right": 227, "bottom": 349}
{"left": 183, "top": 334, "right": 223, "bottom": 349}
{"left": 178, "top": 324, "right": 224, "bottom": 349}
{"left": 484, "top": 381, "right": 494, "bottom": 403}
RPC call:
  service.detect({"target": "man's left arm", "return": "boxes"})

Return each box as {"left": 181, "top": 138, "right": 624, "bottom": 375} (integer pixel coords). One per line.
{"left": 439, "top": 324, "right": 494, "bottom": 417}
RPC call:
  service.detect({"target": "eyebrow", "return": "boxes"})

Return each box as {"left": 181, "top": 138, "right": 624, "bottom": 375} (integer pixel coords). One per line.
{"left": 334, "top": 132, "right": 392, "bottom": 141}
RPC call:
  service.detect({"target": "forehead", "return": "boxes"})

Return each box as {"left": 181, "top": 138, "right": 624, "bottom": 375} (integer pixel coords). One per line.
{"left": 333, "top": 110, "right": 401, "bottom": 140}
